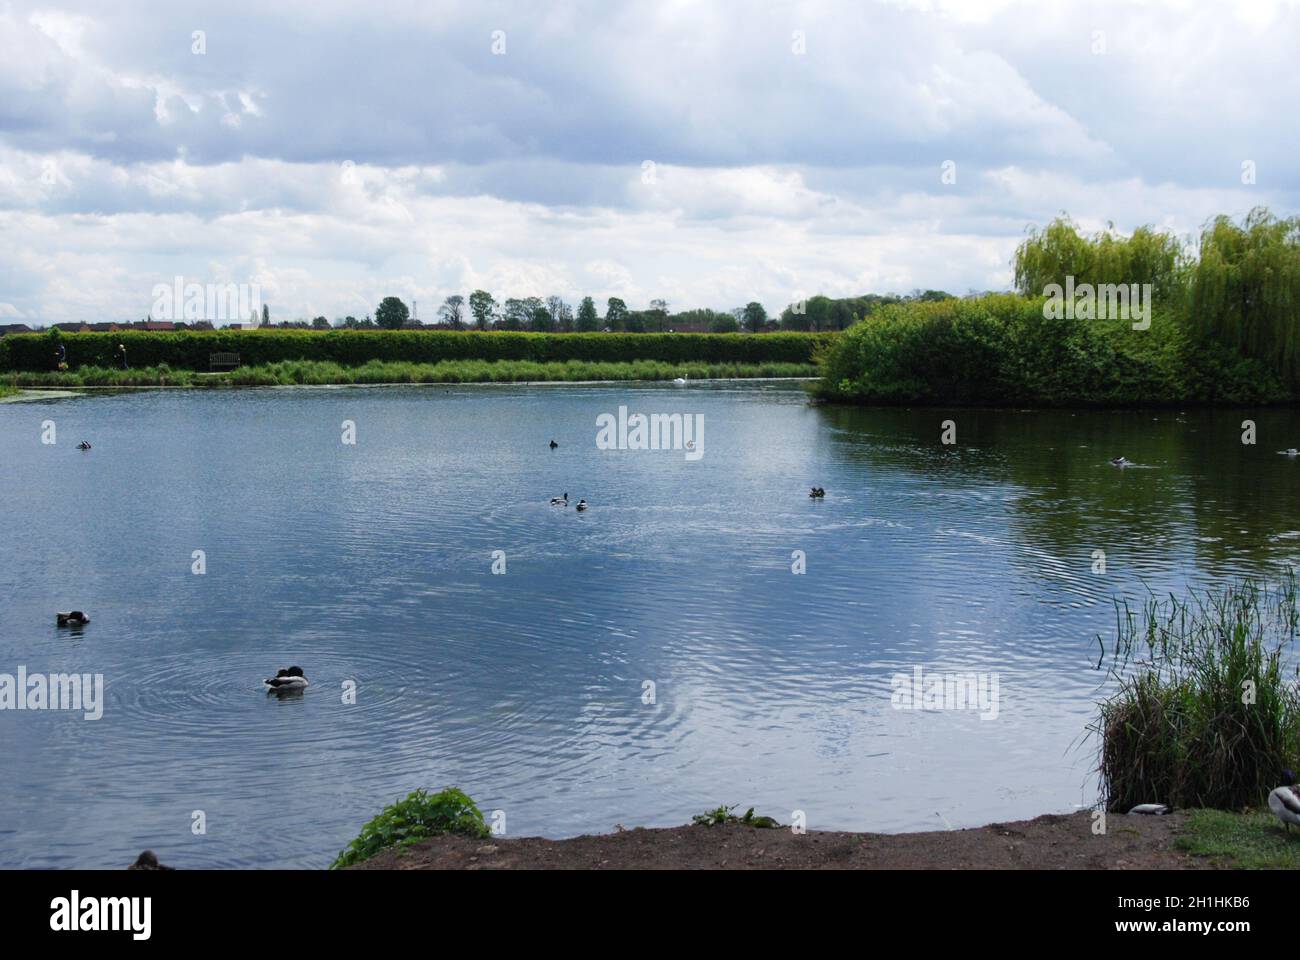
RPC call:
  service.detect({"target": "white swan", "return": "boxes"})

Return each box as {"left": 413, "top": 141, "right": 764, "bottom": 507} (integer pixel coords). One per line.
{"left": 1278, "top": 449, "right": 1298, "bottom": 457}
{"left": 1269, "top": 770, "right": 1300, "bottom": 832}
{"left": 672, "top": 374, "right": 688, "bottom": 385}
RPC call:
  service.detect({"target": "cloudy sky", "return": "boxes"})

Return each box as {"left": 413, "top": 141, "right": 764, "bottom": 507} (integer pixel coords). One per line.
{"left": 0, "top": 0, "right": 1295, "bottom": 324}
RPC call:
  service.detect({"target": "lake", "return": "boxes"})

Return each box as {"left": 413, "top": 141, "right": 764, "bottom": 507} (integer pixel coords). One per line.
{"left": 0, "top": 382, "right": 1296, "bottom": 867}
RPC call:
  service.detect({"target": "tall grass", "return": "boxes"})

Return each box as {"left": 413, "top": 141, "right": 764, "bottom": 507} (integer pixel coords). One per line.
{"left": 1092, "top": 572, "right": 1300, "bottom": 812}
{"left": 3, "top": 359, "right": 816, "bottom": 389}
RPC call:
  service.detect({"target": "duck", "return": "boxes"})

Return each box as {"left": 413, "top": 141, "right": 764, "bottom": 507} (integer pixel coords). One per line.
{"left": 575, "top": 499, "right": 588, "bottom": 512}
{"left": 128, "top": 850, "right": 174, "bottom": 871}
{"left": 263, "top": 666, "right": 308, "bottom": 691}
{"left": 809, "top": 487, "right": 825, "bottom": 498}
{"left": 1278, "top": 449, "right": 1298, "bottom": 458}
{"left": 549, "top": 440, "right": 558, "bottom": 449}
{"left": 1110, "top": 456, "right": 1133, "bottom": 467}
{"left": 1127, "top": 803, "right": 1171, "bottom": 815}
{"left": 673, "top": 374, "right": 688, "bottom": 385}
{"left": 1268, "top": 770, "right": 1300, "bottom": 832}
{"left": 56, "top": 611, "right": 90, "bottom": 627}
{"left": 550, "top": 492, "right": 568, "bottom": 506}
{"left": 76, "top": 441, "right": 91, "bottom": 450}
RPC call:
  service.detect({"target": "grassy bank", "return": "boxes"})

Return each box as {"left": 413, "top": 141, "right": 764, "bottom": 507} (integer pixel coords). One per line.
{"left": 1, "top": 358, "right": 817, "bottom": 388}
{"left": 0, "top": 330, "right": 833, "bottom": 372}
{"left": 0, "top": 383, "right": 18, "bottom": 399}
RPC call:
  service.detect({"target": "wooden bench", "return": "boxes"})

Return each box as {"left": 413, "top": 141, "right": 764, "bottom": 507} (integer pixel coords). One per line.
{"left": 209, "top": 352, "right": 241, "bottom": 372}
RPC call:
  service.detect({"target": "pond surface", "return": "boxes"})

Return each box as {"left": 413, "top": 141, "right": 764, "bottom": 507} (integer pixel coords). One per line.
{"left": 0, "top": 382, "right": 1296, "bottom": 867}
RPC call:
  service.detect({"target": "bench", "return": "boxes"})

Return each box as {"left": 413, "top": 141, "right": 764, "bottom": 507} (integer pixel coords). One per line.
{"left": 209, "top": 352, "right": 241, "bottom": 372}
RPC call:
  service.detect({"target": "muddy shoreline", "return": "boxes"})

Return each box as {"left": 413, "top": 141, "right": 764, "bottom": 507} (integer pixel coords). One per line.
{"left": 349, "top": 810, "right": 1204, "bottom": 870}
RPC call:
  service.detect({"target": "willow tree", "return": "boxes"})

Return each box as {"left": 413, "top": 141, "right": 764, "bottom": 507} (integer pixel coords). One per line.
{"left": 1189, "top": 207, "right": 1300, "bottom": 381}
{"left": 1013, "top": 216, "right": 1186, "bottom": 304}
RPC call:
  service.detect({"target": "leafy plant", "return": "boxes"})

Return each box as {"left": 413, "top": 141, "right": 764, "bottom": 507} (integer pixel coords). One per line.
{"left": 691, "top": 805, "right": 781, "bottom": 828}
{"left": 329, "top": 787, "right": 490, "bottom": 869}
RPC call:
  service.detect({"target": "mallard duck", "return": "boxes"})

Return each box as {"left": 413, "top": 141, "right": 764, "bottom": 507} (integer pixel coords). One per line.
{"left": 1278, "top": 449, "right": 1298, "bottom": 457}
{"left": 550, "top": 492, "right": 568, "bottom": 506}
{"left": 76, "top": 441, "right": 91, "bottom": 450}
{"left": 1269, "top": 770, "right": 1300, "bottom": 832}
{"left": 809, "top": 487, "right": 825, "bottom": 498}
{"left": 1110, "top": 457, "right": 1133, "bottom": 467}
{"left": 264, "top": 666, "right": 308, "bottom": 691}
{"left": 56, "top": 611, "right": 90, "bottom": 627}
{"left": 575, "top": 499, "right": 588, "bottom": 511}
{"left": 549, "top": 440, "right": 558, "bottom": 449}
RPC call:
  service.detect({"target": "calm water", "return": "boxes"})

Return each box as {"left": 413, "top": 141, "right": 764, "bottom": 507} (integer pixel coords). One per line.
{"left": 0, "top": 382, "right": 1296, "bottom": 868}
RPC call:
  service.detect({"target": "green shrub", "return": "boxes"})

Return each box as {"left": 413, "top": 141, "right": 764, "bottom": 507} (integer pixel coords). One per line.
{"left": 330, "top": 787, "right": 489, "bottom": 869}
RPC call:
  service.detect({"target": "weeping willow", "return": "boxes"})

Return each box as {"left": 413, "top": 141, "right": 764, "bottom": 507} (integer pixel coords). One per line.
{"left": 1189, "top": 208, "right": 1300, "bottom": 382}
{"left": 1013, "top": 216, "right": 1187, "bottom": 304}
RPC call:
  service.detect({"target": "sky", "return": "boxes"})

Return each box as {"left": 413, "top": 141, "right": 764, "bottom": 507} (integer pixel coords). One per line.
{"left": 0, "top": 0, "right": 1296, "bottom": 324}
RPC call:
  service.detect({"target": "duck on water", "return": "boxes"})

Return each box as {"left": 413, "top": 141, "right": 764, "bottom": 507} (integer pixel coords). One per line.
{"left": 264, "top": 666, "right": 308, "bottom": 692}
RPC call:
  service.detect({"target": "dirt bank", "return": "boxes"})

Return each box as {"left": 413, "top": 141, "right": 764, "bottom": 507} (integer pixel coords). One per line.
{"left": 350, "top": 810, "right": 1204, "bottom": 870}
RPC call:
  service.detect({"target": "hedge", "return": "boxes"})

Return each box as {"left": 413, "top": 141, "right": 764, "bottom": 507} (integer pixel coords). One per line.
{"left": 0, "top": 330, "right": 835, "bottom": 371}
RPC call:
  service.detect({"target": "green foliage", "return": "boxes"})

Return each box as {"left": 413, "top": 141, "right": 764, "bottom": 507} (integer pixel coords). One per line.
{"left": 605, "top": 297, "right": 628, "bottom": 331}
{"left": 741, "top": 301, "right": 768, "bottom": 333}
{"left": 1175, "top": 809, "right": 1300, "bottom": 869}
{"left": 1013, "top": 215, "right": 1187, "bottom": 304}
{"left": 468, "top": 290, "right": 496, "bottom": 330}
{"left": 575, "top": 296, "right": 600, "bottom": 332}
{"left": 330, "top": 788, "right": 489, "bottom": 869}
{"left": 691, "top": 805, "right": 781, "bottom": 828}
{"left": 813, "top": 293, "right": 1289, "bottom": 406}
{"left": 1092, "top": 574, "right": 1300, "bottom": 813}
{"left": 1189, "top": 208, "right": 1300, "bottom": 383}
{"left": 6, "top": 358, "right": 816, "bottom": 388}
{"left": 0, "top": 330, "right": 832, "bottom": 372}
{"left": 374, "top": 296, "right": 410, "bottom": 330}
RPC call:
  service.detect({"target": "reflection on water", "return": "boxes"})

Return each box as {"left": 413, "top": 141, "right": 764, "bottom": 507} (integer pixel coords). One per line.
{"left": 0, "top": 384, "right": 1295, "bottom": 866}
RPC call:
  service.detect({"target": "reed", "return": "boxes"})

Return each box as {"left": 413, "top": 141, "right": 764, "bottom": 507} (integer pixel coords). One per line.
{"left": 1091, "top": 572, "right": 1300, "bottom": 812}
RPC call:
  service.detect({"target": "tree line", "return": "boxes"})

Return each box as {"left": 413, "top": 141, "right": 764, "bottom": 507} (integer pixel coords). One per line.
{"left": 268, "top": 289, "right": 956, "bottom": 333}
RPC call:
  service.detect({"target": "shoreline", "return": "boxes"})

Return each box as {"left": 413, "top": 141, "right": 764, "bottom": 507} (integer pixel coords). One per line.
{"left": 346, "top": 809, "right": 1205, "bottom": 870}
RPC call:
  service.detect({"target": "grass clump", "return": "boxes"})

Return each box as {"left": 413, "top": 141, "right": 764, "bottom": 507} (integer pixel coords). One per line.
{"left": 329, "top": 787, "right": 489, "bottom": 869}
{"left": 691, "top": 805, "right": 782, "bottom": 828}
{"left": 1175, "top": 808, "right": 1300, "bottom": 869}
{"left": 1092, "top": 572, "right": 1300, "bottom": 813}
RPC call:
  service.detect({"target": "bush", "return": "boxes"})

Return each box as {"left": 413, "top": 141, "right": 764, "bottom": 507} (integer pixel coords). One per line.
{"left": 812, "top": 293, "right": 1291, "bottom": 405}
{"left": 330, "top": 787, "right": 489, "bottom": 869}
{"left": 1092, "top": 574, "right": 1300, "bottom": 812}
{"left": 0, "top": 330, "right": 834, "bottom": 372}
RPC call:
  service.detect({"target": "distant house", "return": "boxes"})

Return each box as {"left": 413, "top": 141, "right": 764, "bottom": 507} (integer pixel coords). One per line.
{"left": 134, "top": 320, "right": 176, "bottom": 332}
{"left": 53, "top": 322, "right": 90, "bottom": 333}
{"left": 0, "top": 323, "right": 33, "bottom": 337}
{"left": 86, "top": 322, "right": 120, "bottom": 332}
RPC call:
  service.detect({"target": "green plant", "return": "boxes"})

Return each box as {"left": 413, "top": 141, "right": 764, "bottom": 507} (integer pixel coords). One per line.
{"left": 691, "top": 805, "right": 781, "bottom": 828}
{"left": 1175, "top": 808, "right": 1300, "bottom": 869}
{"left": 330, "top": 787, "right": 490, "bottom": 869}
{"left": 1092, "top": 572, "right": 1300, "bottom": 813}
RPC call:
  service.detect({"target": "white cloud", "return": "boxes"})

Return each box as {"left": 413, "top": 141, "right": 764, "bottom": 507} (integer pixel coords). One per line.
{"left": 0, "top": 0, "right": 1295, "bottom": 322}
